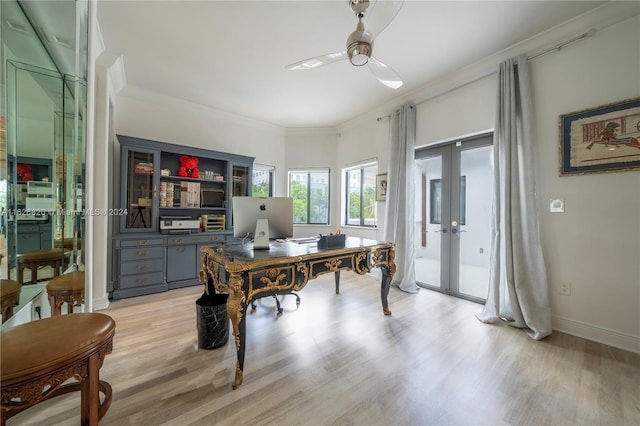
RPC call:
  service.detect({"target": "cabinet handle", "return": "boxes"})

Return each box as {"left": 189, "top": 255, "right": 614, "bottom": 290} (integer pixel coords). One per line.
{"left": 137, "top": 240, "right": 149, "bottom": 246}
{"left": 135, "top": 277, "right": 149, "bottom": 284}
{"left": 176, "top": 247, "right": 187, "bottom": 253}
{"left": 210, "top": 236, "right": 218, "bottom": 241}
{"left": 172, "top": 238, "right": 182, "bottom": 244}
{"left": 136, "top": 250, "right": 148, "bottom": 256}
{"left": 136, "top": 264, "right": 149, "bottom": 271}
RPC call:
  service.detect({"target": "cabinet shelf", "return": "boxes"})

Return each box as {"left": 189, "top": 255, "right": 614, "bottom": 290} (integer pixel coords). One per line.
{"left": 158, "top": 207, "right": 226, "bottom": 210}
{"left": 117, "top": 134, "right": 253, "bottom": 235}
{"left": 160, "top": 175, "right": 226, "bottom": 184}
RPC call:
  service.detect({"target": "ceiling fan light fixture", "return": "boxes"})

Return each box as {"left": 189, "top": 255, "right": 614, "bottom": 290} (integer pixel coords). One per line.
{"left": 347, "top": 42, "right": 371, "bottom": 66}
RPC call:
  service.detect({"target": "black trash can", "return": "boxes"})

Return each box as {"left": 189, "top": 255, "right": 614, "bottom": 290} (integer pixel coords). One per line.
{"left": 196, "top": 291, "right": 229, "bottom": 349}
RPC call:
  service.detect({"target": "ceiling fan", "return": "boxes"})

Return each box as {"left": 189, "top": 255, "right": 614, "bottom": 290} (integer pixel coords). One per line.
{"left": 285, "top": 0, "right": 405, "bottom": 89}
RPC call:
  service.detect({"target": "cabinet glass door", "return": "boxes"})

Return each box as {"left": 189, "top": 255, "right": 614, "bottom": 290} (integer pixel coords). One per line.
{"left": 232, "top": 164, "right": 250, "bottom": 197}
{"left": 122, "top": 148, "right": 158, "bottom": 232}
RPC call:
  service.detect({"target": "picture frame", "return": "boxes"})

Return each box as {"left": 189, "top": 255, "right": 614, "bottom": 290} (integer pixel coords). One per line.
{"left": 376, "top": 173, "right": 387, "bottom": 202}
{"left": 559, "top": 97, "right": 640, "bottom": 176}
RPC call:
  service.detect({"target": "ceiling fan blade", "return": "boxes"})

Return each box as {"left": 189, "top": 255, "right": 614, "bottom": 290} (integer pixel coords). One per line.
{"left": 363, "top": 0, "right": 405, "bottom": 40}
{"left": 285, "top": 51, "right": 348, "bottom": 70}
{"left": 368, "top": 56, "right": 403, "bottom": 89}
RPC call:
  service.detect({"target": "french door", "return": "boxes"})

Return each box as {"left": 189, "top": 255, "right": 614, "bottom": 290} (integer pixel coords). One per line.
{"left": 414, "top": 134, "right": 493, "bottom": 303}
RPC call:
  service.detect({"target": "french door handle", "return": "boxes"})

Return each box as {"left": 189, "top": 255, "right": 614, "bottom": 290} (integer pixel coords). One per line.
{"left": 435, "top": 228, "right": 448, "bottom": 234}
{"left": 451, "top": 228, "right": 458, "bottom": 234}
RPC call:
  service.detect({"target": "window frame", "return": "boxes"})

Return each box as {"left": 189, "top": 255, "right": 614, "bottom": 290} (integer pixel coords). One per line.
{"left": 287, "top": 168, "right": 330, "bottom": 225}
{"left": 343, "top": 161, "right": 377, "bottom": 228}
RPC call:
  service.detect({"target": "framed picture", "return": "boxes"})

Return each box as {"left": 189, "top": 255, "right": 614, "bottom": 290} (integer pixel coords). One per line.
{"left": 376, "top": 173, "right": 387, "bottom": 202}
{"left": 559, "top": 97, "right": 640, "bottom": 175}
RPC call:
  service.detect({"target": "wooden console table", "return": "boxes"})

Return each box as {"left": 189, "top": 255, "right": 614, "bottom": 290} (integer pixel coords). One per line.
{"left": 1, "top": 313, "right": 115, "bottom": 425}
{"left": 199, "top": 237, "right": 395, "bottom": 389}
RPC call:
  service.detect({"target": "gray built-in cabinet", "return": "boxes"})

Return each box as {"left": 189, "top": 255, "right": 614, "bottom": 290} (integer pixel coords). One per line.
{"left": 112, "top": 135, "right": 253, "bottom": 299}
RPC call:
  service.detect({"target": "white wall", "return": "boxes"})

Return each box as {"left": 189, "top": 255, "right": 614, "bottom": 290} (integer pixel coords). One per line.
{"left": 114, "top": 86, "right": 286, "bottom": 163}
{"left": 531, "top": 16, "right": 639, "bottom": 350}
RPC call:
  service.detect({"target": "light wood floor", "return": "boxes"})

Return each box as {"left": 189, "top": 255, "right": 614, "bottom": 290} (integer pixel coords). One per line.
{"left": 9, "top": 272, "right": 640, "bottom": 425}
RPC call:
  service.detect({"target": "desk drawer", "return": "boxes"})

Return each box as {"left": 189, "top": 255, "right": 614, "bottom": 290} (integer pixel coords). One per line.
{"left": 119, "top": 272, "right": 164, "bottom": 290}
{"left": 120, "top": 259, "right": 164, "bottom": 276}
{"left": 121, "top": 246, "right": 164, "bottom": 261}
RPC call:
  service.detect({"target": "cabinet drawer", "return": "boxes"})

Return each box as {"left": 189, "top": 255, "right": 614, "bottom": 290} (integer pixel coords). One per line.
{"left": 120, "top": 238, "right": 164, "bottom": 248}
{"left": 121, "top": 246, "right": 164, "bottom": 261}
{"left": 119, "top": 272, "right": 164, "bottom": 289}
{"left": 190, "top": 234, "right": 226, "bottom": 244}
{"left": 120, "top": 258, "right": 164, "bottom": 276}
{"left": 17, "top": 225, "right": 39, "bottom": 233}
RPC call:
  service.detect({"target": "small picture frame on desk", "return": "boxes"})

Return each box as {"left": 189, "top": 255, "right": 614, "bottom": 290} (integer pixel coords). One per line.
{"left": 376, "top": 173, "right": 387, "bottom": 202}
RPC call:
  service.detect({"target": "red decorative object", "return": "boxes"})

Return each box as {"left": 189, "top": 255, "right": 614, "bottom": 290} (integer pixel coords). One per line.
{"left": 17, "top": 163, "right": 34, "bottom": 181}
{"left": 177, "top": 156, "right": 199, "bottom": 179}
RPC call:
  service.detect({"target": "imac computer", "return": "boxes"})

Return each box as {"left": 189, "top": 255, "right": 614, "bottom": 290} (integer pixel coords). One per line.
{"left": 232, "top": 197, "right": 293, "bottom": 249}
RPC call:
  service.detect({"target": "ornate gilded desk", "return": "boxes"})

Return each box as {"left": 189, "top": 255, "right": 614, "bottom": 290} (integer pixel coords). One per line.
{"left": 199, "top": 237, "right": 396, "bottom": 389}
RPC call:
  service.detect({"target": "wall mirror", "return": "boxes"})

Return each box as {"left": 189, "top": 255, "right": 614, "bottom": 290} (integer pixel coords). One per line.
{"left": 1, "top": 0, "right": 87, "bottom": 325}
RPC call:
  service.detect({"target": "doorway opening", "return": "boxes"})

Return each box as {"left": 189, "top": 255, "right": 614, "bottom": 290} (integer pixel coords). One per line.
{"left": 414, "top": 134, "right": 493, "bottom": 303}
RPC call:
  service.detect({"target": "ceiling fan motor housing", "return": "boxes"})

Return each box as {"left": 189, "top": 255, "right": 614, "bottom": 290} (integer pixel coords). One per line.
{"left": 347, "top": 21, "right": 372, "bottom": 66}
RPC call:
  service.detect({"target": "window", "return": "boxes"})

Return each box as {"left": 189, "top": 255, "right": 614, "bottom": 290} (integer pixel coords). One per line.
{"left": 288, "top": 169, "right": 330, "bottom": 224}
{"left": 344, "top": 163, "right": 377, "bottom": 227}
{"left": 430, "top": 176, "right": 466, "bottom": 225}
{"left": 252, "top": 165, "right": 274, "bottom": 197}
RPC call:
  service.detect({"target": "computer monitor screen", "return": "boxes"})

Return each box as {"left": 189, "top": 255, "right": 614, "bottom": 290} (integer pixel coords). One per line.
{"left": 232, "top": 196, "right": 293, "bottom": 242}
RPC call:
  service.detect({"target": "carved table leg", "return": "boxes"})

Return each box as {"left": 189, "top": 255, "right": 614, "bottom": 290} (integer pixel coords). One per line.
{"left": 380, "top": 264, "right": 392, "bottom": 316}
{"left": 334, "top": 271, "right": 341, "bottom": 294}
{"left": 227, "top": 272, "right": 247, "bottom": 389}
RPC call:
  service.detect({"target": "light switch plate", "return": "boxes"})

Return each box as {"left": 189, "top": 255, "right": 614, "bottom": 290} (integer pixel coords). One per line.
{"left": 550, "top": 198, "right": 565, "bottom": 213}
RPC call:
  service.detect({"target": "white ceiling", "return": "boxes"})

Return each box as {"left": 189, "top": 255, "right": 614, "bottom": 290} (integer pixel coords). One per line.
{"left": 96, "top": 1, "right": 607, "bottom": 128}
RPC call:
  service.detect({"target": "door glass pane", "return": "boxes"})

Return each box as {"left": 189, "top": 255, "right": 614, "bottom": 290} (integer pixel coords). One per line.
{"left": 415, "top": 155, "right": 442, "bottom": 288}
{"left": 125, "top": 151, "right": 154, "bottom": 230}
{"left": 457, "top": 145, "right": 492, "bottom": 299}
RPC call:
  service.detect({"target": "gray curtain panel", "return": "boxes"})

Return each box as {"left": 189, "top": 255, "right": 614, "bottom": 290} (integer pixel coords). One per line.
{"left": 383, "top": 103, "right": 418, "bottom": 293}
{"left": 475, "top": 55, "right": 552, "bottom": 340}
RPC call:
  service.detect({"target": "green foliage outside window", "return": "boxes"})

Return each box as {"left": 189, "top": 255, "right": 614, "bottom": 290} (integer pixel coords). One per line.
{"left": 252, "top": 181, "right": 270, "bottom": 197}
{"left": 289, "top": 171, "right": 329, "bottom": 224}
{"left": 345, "top": 164, "right": 377, "bottom": 227}
{"left": 290, "top": 179, "right": 308, "bottom": 223}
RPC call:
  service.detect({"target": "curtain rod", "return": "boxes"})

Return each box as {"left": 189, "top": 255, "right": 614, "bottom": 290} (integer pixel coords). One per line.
{"left": 376, "top": 28, "right": 596, "bottom": 121}
{"left": 527, "top": 29, "right": 596, "bottom": 61}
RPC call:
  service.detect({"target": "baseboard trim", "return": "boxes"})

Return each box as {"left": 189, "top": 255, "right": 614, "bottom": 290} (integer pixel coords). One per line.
{"left": 552, "top": 315, "right": 640, "bottom": 354}
{"left": 92, "top": 294, "right": 111, "bottom": 312}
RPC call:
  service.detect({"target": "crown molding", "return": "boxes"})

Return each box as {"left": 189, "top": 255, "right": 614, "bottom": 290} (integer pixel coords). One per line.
{"left": 118, "top": 85, "right": 286, "bottom": 135}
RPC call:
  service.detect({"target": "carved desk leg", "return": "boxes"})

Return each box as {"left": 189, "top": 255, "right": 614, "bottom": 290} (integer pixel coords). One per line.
{"left": 380, "top": 264, "right": 392, "bottom": 316}
{"left": 227, "top": 271, "right": 247, "bottom": 389}
{"left": 334, "top": 271, "right": 341, "bottom": 294}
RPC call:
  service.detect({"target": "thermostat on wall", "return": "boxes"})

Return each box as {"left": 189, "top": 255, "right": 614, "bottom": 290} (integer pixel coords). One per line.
{"left": 550, "top": 198, "right": 565, "bottom": 213}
